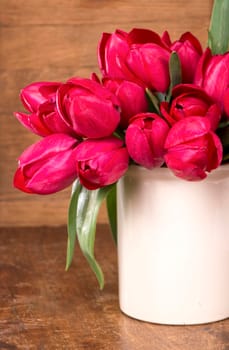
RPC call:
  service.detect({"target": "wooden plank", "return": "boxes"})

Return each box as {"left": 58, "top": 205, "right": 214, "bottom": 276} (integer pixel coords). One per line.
{"left": 0, "top": 1, "right": 213, "bottom": 71}
{"left": 0, "top": 24, "right": 210, "bottom": 72}
{"left": 0, "top": 0, "right": 212, "bottom": 29}
{"left": 0, "top": 26, "right": 100, "bottom": 71}
{"left": 0, "top": 196, "right": 108, "bottom": 226}
{"left": 0, "top": 225, "right": 228, "bottom": 349}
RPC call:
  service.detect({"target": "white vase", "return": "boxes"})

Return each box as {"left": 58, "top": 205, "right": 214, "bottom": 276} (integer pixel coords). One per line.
{"left": 117, "top": 164, "right": 229, "bottom": 325}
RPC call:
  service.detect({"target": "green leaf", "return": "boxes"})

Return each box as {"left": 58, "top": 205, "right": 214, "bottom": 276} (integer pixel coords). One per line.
{"left": 76, "top": 185, "right": 113, "bottom": 289}
{"left": 145, "top": 88, "right": 161, "bottom": 114}
{"left": 106, "top": 183, "right": 117, "bottom": 244}
{"left": 208, "top": 0, "right": 229, "bottom": 54}
{"left": 154, "top": 92, "right": 166, "bottom": 103}
{"left": 166, "top": 51, "right": 182, "bottom": 102}
{"left": 65, "top": 180, "right": 82, "bottom": 271}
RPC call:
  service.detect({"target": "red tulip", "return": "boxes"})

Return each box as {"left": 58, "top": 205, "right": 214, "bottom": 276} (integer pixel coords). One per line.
{"left": 170, "top": 32, "right": 203, "bottom": 83}
{"left": 14, "top": 134, "right": 80, "bottom": 194}
{"left": 15, "top": 82, "right": 73, "bottom": 137}
{"left": 103, "top": 79, "right": 148, "bottom": 128}
{"left": 195, "top": 48, "right": 229, "bottom": 118}
{"left": 75, "top": 137, "right": 129, "bottom": 190}
{"left": 160, "top": 84, "right": 221, "bottom": 130}
{"left": 125, "top": 113, "right": 170, "bottom": 169}
{"left": 20, "top": 82, "right": 61, "bottom": 112}
{"left": 98, "top": 28, "right": 171, "bottom": 92}
{"left": 164, "top": 117, "right": 223, "bottom": 181}
{"left": 56, "top": 78, "right": 120, "bottom": 138}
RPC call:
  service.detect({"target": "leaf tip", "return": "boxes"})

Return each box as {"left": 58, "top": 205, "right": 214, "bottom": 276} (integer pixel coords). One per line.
{"left": 65, "top": 259, "right": 71, "bottom": 271}
{"left": 99, "top": 277, "right": 105, "bottom": 290}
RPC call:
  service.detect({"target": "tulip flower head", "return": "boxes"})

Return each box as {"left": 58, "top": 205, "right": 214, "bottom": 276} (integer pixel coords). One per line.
{"left": 164, "top": 117, "right": 223, "bottom": 180}
{"left": 75, "top": 137, "right": 129, "bottom": 190}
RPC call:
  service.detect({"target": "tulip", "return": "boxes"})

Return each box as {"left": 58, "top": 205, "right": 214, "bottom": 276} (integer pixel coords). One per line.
{"left": 15, "top": 82, "right": 74, "bottom": 137}
{"left": 169, "top": 32, "right": 203, "bottom": 83}
{"left": 164, "top": 117, "right": 223, "bottom": 181}
{"left": 56, "top": 78, "right": 120, "bottom": 138}
{"left": 125, "top": 113, "right": 170, "bottom": 169}
{"left": 103, "top": 79, "right": 148, "bottom": 128}
{"left": 160, "top": 84, "right": 221, "bottom": 130}
{"left": 20, "top": 82, "right": 61, "bottom": 113}
{"left": 14, "top": 134, "right": 80, "bottom": 194}
{"left": 75, "top": 137, "right": 129, "bottom": 190}
{"left": 194, "top": 48, "right": 229, "bottom": 118}
{"left": 98, "top": 28, "right": 171, "bottom": 92}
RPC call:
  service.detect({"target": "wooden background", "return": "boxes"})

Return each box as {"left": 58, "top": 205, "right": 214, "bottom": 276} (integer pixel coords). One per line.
{"left": 0, "top": 0, "right": 213, "bottom": 227}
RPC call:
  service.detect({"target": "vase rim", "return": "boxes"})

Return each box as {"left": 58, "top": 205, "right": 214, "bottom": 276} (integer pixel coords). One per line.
{"left": 125, "top": 163, "right": 229, "bottom": 183}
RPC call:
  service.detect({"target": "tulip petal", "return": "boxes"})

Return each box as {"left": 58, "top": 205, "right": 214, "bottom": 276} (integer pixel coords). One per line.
{"left": 165, "top": 153, "right": 207, "bottom": 181}
{"left": 98, "top": 30, "right": 129, "bottom": 79}
{"left": 165, "top": 117, "right": 211, "bottom": 148}
{"left": 20, "top": 82, "right": 61, "bottom": 113}
{"left": 126, "top": 44, "right": 170, "bottom": 92}
{"left": 14, "top": 112, "right": 51, "bottom": 136}
{"left": 24, "top": 148, "right": 78, "bottom": 194}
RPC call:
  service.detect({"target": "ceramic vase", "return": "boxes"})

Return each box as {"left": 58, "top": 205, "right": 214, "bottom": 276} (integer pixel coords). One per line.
{"left": 117, "top": 164, "right": 229, "bottom": 325}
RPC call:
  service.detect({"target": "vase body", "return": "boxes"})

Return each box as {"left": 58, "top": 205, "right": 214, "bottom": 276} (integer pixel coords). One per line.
{"left": 117, "top": 165, "right": 229, "bottom": 325}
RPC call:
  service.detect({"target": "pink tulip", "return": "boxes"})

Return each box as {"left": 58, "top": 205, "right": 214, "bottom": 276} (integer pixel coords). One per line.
{"left": 98, "top": 28, "right": 171, "bottom": 92}
{"left": 164, "top": 117, "right": 223, "bottom": 181}
{"left": 56, "top": 78, "right": 120, "bottom": 138}
{"left": 125, "top": 113, "right": 170, "bottom": 169}
{"left": 75, "top": 137, "right": 129, "bottom": 190}
{"left": 14, "top": 134, "right": 80, "bottom": 194}
{"left": 20, "top": 82, "right": 61, "bottom": 112}
{"left": 195, "top": 48, "right": 229, "bottom": 118}
{"left": 103, "top": 79, "right": 148, "bottom": 128}
{"left": 160, "top": 84, "right": 221, "bottom": 130}
{"left": 15, "top": 82, "right": 74, "bottom": 137}
{"left": 169, "top": 32, "right": 203, "bottom": 83}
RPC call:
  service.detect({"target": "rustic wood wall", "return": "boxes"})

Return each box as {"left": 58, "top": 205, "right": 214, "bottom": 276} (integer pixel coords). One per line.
{"left": 0, "top": 0, "right": 213, "bottom": 226}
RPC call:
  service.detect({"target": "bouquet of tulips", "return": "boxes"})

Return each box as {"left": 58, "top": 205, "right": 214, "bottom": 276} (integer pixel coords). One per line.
{"left": 14, "top": 0, "right": 229, "bottom": 287}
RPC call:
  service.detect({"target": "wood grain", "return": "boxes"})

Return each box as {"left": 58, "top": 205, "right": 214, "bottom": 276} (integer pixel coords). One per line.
{"left": 0, "top": 0, "right": 213, "bottom": 226}
{"left": 0, "top": 224, "right": 228, "bottom": 349}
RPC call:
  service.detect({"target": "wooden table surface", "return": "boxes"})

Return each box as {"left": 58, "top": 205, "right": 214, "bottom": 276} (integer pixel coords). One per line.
{"left": 0, "top": 225, "right": 228, "bottom": 349}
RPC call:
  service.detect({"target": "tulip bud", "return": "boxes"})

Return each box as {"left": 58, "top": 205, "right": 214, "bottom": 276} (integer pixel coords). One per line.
{"left": 195, "top": 48, "right": 229, "bottom": 118}
{"left": 164, "top": 117, "right": 223, "bottom": 181}
{"left": 15, "top": 81, "right": 74, "bottom": 137}
{"left": 103, "top": 79, "right": 148, "bottom": 128}
{"left": 14, "top": 134, "right": 80, "bottom": 194}
{"left": 75, "top": 137, "right": 129, "bottom": 190}
{"left": 56, "top": 78, "right": 120, "bottom": 138}
{"left": 160, "top": 84, "right": 221, "bottom": 130}
{"left": 170, "top": 32, "right": 203, "bottom": 83}
{"left": 125, "top": 113, "right": 170, "bottom": 169}
{"left": 98, "top": 28, "right": 171, "bottom": 92}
